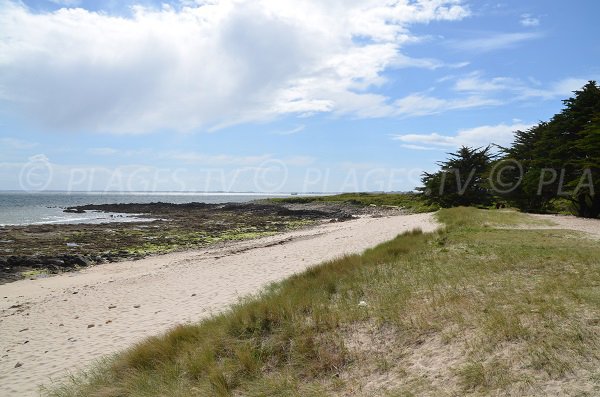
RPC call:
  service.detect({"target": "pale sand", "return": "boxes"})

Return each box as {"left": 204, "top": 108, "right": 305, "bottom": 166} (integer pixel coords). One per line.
{"left": 529, "top": 213, "right": 600, "bottom": 238}
{"left": 0, "top": 213, "right": 438, "bottom": 396}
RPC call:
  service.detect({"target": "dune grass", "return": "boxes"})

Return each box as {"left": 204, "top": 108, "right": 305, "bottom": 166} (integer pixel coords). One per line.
{"left": 46, "top": 208, "right": 600, "bottom": 396}
{"left": 268, "top": 192, "right": 437, "bottom": 213}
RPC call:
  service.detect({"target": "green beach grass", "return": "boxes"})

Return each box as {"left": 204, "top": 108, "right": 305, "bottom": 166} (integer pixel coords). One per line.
{"left": 267, "top": 192, "right": 438, "bottom": 213}
{"left": 46, "top": 208, "right": 600, "bottom": 396}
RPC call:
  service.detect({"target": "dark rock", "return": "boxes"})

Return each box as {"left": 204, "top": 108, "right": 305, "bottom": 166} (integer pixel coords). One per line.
{"left": 72, "top": 255, "right": 92, "bottom": 267}
{"left": 64, "top": 208, "right": 85, "bottom": 213}
{"left": 46, "top": 259, "right": 65, "bottom": 267}
{"left": 14, "top": 362, "right": 22, "bottom": 368}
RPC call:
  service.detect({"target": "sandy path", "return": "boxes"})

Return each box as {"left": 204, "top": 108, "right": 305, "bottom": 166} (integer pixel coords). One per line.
{"left": 0, "top": 213, "right": 438, "bottom": 396}
{"left": 528, "top": 213, "right": 600, "bottom": 238}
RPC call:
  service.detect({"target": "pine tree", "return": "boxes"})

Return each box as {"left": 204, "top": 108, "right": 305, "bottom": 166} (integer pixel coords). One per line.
{"left": 500, "top": 81, "right": 600, "bottom": 217}
{"left": 420, "top": 146, "right": 494, "bottom": 208}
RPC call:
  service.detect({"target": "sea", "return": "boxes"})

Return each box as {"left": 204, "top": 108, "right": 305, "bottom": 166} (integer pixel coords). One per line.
{"left": 0, "top": 191, "right": 298, "bottom": 226}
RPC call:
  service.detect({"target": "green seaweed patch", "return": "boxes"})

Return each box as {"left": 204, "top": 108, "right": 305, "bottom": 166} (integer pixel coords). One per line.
{"left": 21, "top": 269, "right": 50, "bottom": 279}
{"left": 217, "top": 230, "right": 278, "bottom": 241}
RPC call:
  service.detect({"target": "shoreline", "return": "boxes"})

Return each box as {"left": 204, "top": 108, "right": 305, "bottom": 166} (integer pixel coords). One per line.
{"left": 0, "top": 212, "right": 439, "bottom": 396}
{"left": 0, "top": 201, "right": 383, "bottom": 285}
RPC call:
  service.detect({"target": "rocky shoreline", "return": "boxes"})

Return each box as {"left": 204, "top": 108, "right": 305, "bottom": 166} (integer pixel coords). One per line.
{"left": 0, "top": 201, "right": 401, "bottom": 284}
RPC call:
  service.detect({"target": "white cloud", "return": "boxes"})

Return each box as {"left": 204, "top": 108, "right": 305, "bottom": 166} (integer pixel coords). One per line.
{"left": 453, "top": 73, "right": 589, "bottom": 100}
{"left": 0, "top": 0, "right": 470, "bottom": 134}
{"left": 525, "top": 77, "right": 589, "bottom": 99}
{"left": 451, "top": 31, "right": 543, "bottom": 52}
{"left": 520, "top": 14, "right": 540, "bottom": 27}
{"left": 392, "top": 122, "right": 534, "bottom": 149}
{"left": 274, "top": 125, "right": 305, "bottom": 135}
{"left": 393, "top": 93, "right": 501, "bottom": 116}
{"left": 398, "top": 143, "right": 439, "bottom": 151}
{"left": 454, "top": 73, "right": 521, "bottom": 92}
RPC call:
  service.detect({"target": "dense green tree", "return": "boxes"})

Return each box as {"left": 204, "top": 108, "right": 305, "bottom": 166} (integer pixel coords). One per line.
{"left": 500, "top": 81, "right": 600, "bottom": 217}
{"left": 420, "top": 146, "right": 495, "bottom": 208}
{"left": 572, "top": 114, "right": 600, "bottom": 217}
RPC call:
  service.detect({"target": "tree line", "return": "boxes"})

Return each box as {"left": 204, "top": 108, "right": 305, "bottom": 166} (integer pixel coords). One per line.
{"left": 420, "top": 81, "right": 600, "bottom": 218}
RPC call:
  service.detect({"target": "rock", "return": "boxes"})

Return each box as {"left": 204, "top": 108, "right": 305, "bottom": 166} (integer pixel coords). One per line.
{"left": 358, "top": 300, "right": 368, "bottom": 307}
{"left": 105, "top": 320, "right": 112, "bottom": 324}
{"left": 108, "top": 305, "right": 117, "bottom": 309}
{"left": 87, "top": 324, "right": 95, "bottom": 328}
{"left": 191, "top": 293, "right": 197, "bottom": 297}
{"left": 19, "top": 328, "right": 28, "bottom": 332}
{"left": 64, "top": 208, "right": 85, "bottom": 213}
{"left": 133, "top": 304, "right": 141, "bottom": 308}
{"left": 14, "top": 362, "right": 22, "bottom": 368}
{"left": 72, "top": 291, "right": 78, "bottom": 295}
{"left": 72, "top": 255, "right": 92, "bottom": 267}
{"left": 46, "top": 259, "right": 65, "bottom": 267}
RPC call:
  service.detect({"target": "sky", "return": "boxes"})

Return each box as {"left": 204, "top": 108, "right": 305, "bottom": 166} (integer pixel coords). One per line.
{"left": 1, "top": 0, "right": 599, "bottom": 193}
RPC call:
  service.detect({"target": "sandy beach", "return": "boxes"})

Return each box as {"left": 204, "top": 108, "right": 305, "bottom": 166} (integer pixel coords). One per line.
{"left": 0, "top": 213, "right": 438, "bottom": 396}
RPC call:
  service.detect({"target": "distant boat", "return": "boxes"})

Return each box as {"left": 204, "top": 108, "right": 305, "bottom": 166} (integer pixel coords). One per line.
{"left": 290, "top": 192, "right": 299, "bottom": 196}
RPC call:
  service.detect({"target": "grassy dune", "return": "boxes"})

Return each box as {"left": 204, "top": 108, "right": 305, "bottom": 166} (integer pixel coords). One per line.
{"left": 268, "top": 192, "right": 437, "bottom": 213}
{"left": 47, "top": 208, "right": 600, "bottom": 396}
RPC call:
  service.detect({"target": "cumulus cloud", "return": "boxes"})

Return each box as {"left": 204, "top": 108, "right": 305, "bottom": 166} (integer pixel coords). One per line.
{"left": 0, "top": 0, "right": 469, "bottom": 133}
{"left": 392, "top": 122, "right": 534, "bottom": 149}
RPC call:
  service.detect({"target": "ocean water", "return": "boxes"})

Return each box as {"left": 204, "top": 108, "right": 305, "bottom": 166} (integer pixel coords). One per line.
{"left": 0, "top": 191, "right": 295, "bottom": 226}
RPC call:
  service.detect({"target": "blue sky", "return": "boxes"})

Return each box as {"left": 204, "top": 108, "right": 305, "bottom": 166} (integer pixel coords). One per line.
{"left": 1, "top": 0, "right": 599, "bottom": 192}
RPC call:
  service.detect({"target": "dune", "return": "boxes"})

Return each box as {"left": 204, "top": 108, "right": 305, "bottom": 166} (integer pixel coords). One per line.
{"left": 0, "top": 213, "right": 438, "bottom": 396}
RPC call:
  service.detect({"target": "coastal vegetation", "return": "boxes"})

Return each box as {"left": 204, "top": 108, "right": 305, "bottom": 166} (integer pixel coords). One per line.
{"left": 47, "top": 207, "right": 600, "bottom": 396}
{"left": 268, "top": 192, "right": 437, "bottom": 213}
{"left": 421, "top": 81, "right": 600, "bottom": 218}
